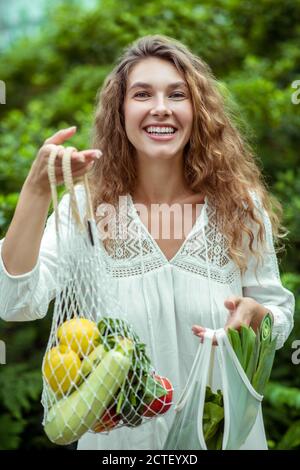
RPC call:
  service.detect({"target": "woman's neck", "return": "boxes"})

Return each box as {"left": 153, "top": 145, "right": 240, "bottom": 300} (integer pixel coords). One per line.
{"left": 132, "top": 155, "right": 195, "bottom": 205}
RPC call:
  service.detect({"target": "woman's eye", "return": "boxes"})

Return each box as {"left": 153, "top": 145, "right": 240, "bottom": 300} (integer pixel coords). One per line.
{"left": 134, "top": 92, "right": 149, "bottom": 98}
{"left": 134, "top": 92, "right": 185, "bottom": 99}
{"left": 171, "top": 92, "right": 185, "bottom": 99}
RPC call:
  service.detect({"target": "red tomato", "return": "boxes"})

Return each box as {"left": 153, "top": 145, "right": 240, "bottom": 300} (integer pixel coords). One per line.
{"left": 143, "top": 375, "right": 173, "bottom": 417}
{"left": 93, "top": 407, "right": 121, "bottom": 433}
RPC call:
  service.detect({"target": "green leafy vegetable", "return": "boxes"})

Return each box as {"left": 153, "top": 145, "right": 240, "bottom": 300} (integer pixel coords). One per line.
{"left": 203, "top": 387, "right": 224, "bottom": 449}
{"left": 97, "top": 317, "right": 168, "bottom": 427}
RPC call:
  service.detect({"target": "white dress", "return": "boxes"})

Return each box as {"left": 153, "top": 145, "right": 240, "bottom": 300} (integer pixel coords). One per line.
{"left": 0, "top": 185, "right": 295, "bottom": 450}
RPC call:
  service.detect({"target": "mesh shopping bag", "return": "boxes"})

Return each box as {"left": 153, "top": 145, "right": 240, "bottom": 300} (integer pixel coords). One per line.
{"left": 163, "top": 321, "right": 275, "bottom": 450}
{"left": 41, "top": 147, "right": 174, "bottom": 445}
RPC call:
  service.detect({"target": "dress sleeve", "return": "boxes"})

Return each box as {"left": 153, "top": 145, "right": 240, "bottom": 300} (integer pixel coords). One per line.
{"left": 0, "top": 189, "right": 78, "bottom": 322}
{"left": 241, "top": 193, "right": 295, "bottom": 350}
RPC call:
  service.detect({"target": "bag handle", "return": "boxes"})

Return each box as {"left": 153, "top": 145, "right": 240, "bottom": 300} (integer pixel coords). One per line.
{"left": 175, "top": 328, "right": 215, "bottom": 413}
{"left": 172, "top": 329, "right": 214, "bottom": 450}
{"left": 47, "top": 146, "right": 95, "bottom": 244}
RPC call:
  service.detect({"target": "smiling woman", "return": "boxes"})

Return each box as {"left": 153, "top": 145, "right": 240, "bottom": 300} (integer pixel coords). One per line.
{"left": 81, "top": 34, "right": 294, "bottom": 450}
{"left": 124, "top": 58, "right": 193, "bottom": 165}
{"left": 0, "top": 34, "right": 295, "bottom": 451}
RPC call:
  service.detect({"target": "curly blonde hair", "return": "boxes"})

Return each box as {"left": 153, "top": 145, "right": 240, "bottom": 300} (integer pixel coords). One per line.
{"left": 87, "top": 34, "right": 288, "bottom": 276}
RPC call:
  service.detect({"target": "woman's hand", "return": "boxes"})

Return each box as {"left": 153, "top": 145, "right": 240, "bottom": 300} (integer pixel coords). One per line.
{"left": 26, "top": 126, "right": 102, "bottom": 196}
{"left": 192, "top": 296, "right": 272, "bottom": 345}
{"left": 223, "top": 296, "right": 271, "bottom": 332}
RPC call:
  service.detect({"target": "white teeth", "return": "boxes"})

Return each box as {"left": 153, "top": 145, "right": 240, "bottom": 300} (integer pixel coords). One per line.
{"left": 145, "top": 126, "right": 176, "bottom": 134}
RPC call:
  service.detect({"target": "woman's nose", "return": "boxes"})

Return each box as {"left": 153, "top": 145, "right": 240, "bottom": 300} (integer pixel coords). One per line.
{"left": 150, "top": 97, "right": 172, "bottom": 116}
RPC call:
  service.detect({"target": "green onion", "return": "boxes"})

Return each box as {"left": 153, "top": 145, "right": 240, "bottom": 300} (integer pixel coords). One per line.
{"left": 240, "top": 324, "right": 256, "bottom": 372}
{"left": 227, "top": 328, "right": 243, "bottom": 365}
{"left": 252, "top": 313, "right": 277, "bottom": 395}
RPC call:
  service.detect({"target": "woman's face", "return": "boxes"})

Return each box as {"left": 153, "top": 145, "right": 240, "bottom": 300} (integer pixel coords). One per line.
{"left": 124, "top": 57, "right": 193, "bottom": 161}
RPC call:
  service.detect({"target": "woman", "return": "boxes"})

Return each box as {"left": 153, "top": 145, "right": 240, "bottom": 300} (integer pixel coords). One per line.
{"left": 0, "top": 35, "right": 295, "bottom": 450}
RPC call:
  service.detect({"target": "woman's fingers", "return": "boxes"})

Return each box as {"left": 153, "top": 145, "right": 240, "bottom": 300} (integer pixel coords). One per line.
{"left": 192, "top": 325, "right": 206, "bottom": 344}
{"left": 192, "top": 325, "right": 205, "bottom": 336}
{"left": 56, "top": 145, "right": 75, "bottom": 161}
{"left": 70, "top": 162, "right": 96, "bottom": 179}
{"left": 55, "top": 158, "right": 95, "bottom": 179}
{"left": 44, "top": 126, "right": 77, "bottom": 145}
{"left": 55, "top": 148, "right": 102, "bottom": 167}
{"left": 224, "top": 318, "right": 251, "bottom": 332}
{"left": 48, "top": 147, "right": 102, "bottom": 184}
{"left": 29, "top": 127, "right": 102, "bottom": 195}
{"left": 192, "top": 325, "right": 218, "bottom": 345}
{"left": 72, "top": 149, "right": 102, "bottom": 164}
{"left": 53, "top": 149, "right": 102, "bottom": 182}
{"left": 54, "top": 165, "right": 93, "bottom": 183}
{"left": 82, "top": 149, "right": 102, "bottom": 158}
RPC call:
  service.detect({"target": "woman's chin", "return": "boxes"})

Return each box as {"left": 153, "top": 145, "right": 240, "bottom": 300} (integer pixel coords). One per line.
{"left": 137, "top": 147, "right": 183, "bottom": 160}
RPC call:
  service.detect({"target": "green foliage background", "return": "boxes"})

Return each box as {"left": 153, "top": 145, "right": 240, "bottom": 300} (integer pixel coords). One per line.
{"left": 0, "top": 0, "right": 299, "bottom": 450}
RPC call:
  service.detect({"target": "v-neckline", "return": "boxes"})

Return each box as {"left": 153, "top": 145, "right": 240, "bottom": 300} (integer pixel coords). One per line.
{"left": 127, "top": 194, "right": 208, "bottom": 264}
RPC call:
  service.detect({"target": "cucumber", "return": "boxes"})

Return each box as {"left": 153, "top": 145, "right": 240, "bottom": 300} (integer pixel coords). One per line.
{"left": 80, "top": 344, "right": 106, "bottom": 378}
{"left": 44, "top": 338, "right": 133, "bottom": 445}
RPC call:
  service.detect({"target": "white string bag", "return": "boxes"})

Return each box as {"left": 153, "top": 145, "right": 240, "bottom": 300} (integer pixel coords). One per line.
{"left": 41, "top": 147, "right": 174, "bottom": 445}
{"left": 163, "top": 327, "right": 263, "bottom": 450}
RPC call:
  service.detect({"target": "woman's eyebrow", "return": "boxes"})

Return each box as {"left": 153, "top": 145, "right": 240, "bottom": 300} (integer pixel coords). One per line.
{"left": 128, "top": 81, "right": 188, "bottom": 91}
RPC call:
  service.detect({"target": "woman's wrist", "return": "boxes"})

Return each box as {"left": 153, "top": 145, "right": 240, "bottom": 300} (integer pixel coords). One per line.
{"left": 24, "top": 175, "right": 52, "bottom": 199}
{"left": 251, "top": 302, "right": 272, "bottom": 332}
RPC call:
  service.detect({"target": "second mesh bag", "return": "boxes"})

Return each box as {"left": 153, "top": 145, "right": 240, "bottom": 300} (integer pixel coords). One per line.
{"left": 41, "top": 147, "right": 174, "bottom": 445}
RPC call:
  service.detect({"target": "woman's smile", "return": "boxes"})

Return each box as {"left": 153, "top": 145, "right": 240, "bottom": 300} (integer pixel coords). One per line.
{"left": 142, "top": 127, "right": 179, "bottom": 142}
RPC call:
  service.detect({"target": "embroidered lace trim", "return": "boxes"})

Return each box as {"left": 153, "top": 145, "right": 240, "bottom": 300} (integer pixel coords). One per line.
{"left": 99, "top": 195, "right": 239, "bottom": 284}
